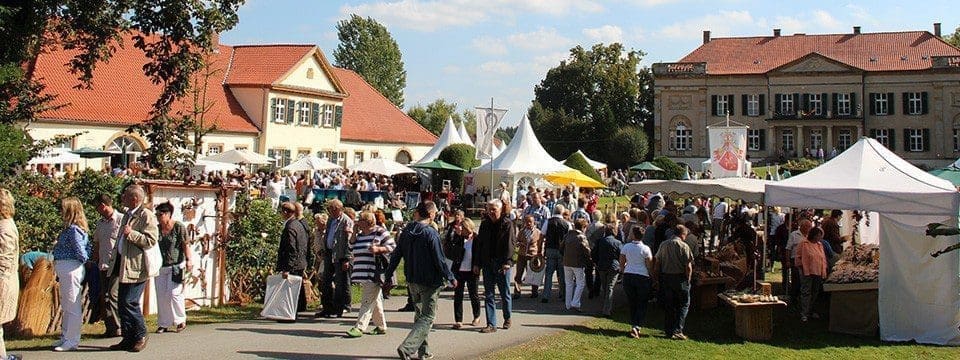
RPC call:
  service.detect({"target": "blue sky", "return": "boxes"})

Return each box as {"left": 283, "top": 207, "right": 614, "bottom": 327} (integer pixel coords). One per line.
{"left": 221, "top": 0, "right": 959, "bottom": 127}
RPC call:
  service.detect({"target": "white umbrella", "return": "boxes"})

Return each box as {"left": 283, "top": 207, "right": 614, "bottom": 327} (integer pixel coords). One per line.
{"left": 193, "top": 159, "right": 240, "bottom": 172}
{"left": 349, "top": 158, "right": 415, "bottom": 176}
{"left": 282, "top": 155, "right": 341, "bottom": 172}
{"left": 201, "top": 149, "right": 274, "bottom": 165}
{"left": 29, "top": 148, "right": 81, "bottom": 165}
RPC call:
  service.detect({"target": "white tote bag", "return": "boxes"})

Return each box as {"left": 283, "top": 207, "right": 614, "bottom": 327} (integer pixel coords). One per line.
{"left": 143, "top": 243, "right": 162, "bottom": 278}
{"left": 261, "top": 274, "right": 303, "bottom": 321}
{"left": 522, "top": 264, "right": 544, "bottom": 286}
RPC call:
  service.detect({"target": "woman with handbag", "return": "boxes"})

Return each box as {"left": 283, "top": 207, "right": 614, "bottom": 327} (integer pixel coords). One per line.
{"left": 52, "top": 197, "right": 90, "bottom": 352}
{"left": 345, "top": 211, "right": 396, "bottom": 338}
{"left": 154, "top": 202, "right": 193, "bottom": 334}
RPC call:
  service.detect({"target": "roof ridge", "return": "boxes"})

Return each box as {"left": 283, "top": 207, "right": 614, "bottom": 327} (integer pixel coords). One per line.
{"left": 222, "top": 46, "right": 236, "bottom": 86}
{"left": 708, "top": 30, "right": 929, "bottom": 41}
{"left": 231, "top": 44, "right": 315, "bottom": 48}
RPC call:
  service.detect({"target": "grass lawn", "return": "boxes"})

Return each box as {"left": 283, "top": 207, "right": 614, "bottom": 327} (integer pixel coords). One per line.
{"left": 486, "top": 268, "right": 957, "bottom": 360}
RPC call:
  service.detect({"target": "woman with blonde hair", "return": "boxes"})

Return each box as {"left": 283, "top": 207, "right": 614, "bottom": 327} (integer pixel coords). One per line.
{"left": 0, "top": 188, "right": 20, "bottom": 359}
{"left": 52, "top": 197, "right": 90, "bottom": 351}
{"left": 345, "top": 210, "right": 396, "bottom": 337}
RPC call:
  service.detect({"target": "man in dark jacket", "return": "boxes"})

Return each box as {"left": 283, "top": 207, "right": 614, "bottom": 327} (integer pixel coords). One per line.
{"left": 276, "top": 202, "right": 309, "bottom": 315}
{"left": 591, "top": 224, "right": 623, "bottom": 317}
{"left": 385, "top": 201, "right": 456, "bottom": 360}
{"left": 474, "top": 199, "right": 516, "bottom": 333}
{"left": 540, "top": 205, "right": 570, "bottom": 303}
{"left": 318, "top": 199, "right": 354, "bottom": 318}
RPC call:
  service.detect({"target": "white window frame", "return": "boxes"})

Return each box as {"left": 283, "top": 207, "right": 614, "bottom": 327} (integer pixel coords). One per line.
{"left": 810, "top": 129, "right": 823, "bottom": 150}
{"left": 838, "top": 129, "right": 852, "bottom": 150}
{"left": 747, "top": 94, "right": 760, "bottom": 117}
{"left": 908, "top": 92, "right": 923, "bottom": 115}
{"left": 908, "top": 128, "right": 924, "bottom": 152}
{"left": 675, "top": 123, "right": 692, "bottom": 151}
{"left": 875, "top": 93, "right": 889, "bottom": 116}
{"left": 370, "top": 151, "right": 380, "bottom": 159}
{"left": 837, "top": 93, "right": 852, "bottom": 116}
{"left": 338, "top": 151, "right": 347, "bottom": 167}
{"left": 207, "top": 144, "right": 223, "bottom": 156}
{"left": 322, "top": 105, "right": 334, "bottom": 127}
{"left": 780, "top": 95, "right": 794, "bottom": 115}
{"left": 715, "top": 96, "right": 728, "bottom": 116}
{"left": 298, "top": 101, "right": 311, "bottom": 125}
{"left": 297, "top": 149, "right": 311, "bottom": 160}
{"left": 747, "top": 129, "right": 761, "bottom": 151}
{"left": 874, "top": 129, "right": 890, "bottom": 148}
{"left": 808, "top": 93, "right": 823, "bottom": 116}
{"left": 782, "top": 129, "right": 795, "bottom": 152}
{"left": 274, "top": 98, "right": 287, "bottom": 123}
{"left": 354, "top": 151, "right": 364, "bottom": 165}
{"left": 954, "top": 129, "right": 960, "bottom": 152}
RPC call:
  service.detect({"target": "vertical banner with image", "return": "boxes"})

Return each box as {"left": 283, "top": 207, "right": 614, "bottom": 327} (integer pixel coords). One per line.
{"left": 475, "top": 106, "right": 507, "bottom": 160}
{"left": 708, "top": 126, "right": 748, "bottom": 178}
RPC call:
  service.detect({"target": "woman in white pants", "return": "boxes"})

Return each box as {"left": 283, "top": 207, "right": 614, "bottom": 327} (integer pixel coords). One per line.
{"left": 51, "top": 197, "right": 90, "bottom": 352}
{"left": 1, "top": 188, "right": 21, "bottom": 359}
{"left": 561, "top": 218, "right": 592, "bottom": 311}
{"left": 154, "top": 203, "right": 193, "bottom": 334}
{"left": 345, "top": 211, "right": 396, "bottom": 338}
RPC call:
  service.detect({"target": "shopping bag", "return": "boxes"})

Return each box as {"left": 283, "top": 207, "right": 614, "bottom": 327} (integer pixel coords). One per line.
{"left": 522, "top": 264, "right": 544, "bottom": 286}
{"left": 261, "top": 274, "right": 303, "bottom": 321}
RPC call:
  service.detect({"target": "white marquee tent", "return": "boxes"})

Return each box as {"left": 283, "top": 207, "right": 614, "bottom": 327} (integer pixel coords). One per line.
{"left": 572, "top": 150, "right": 607, "bottom": 170}
{"left": 417, "top": 117, "right": 466, "bottom": 164}
{"left": 627, "top": 177, "right": 769, "bottom": 204}
{"left": 765, "top": 138, "right": 960, "bottom": 345}
{"left": 457, "top": 121, "right": 474, "bottom": 147}
{"left": 470, "top": 115, "right": 570, "bottom": 194}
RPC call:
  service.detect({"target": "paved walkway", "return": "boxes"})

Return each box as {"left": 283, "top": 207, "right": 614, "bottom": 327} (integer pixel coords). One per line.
{"left": 16, "top": 287, "right": 606, "bottom": 359}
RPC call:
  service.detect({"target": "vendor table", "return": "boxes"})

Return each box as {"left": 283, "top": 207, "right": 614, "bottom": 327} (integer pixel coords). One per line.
{"left": 822, "top": 282, "right": 879, "bottom": 336}
{"left": 718, "top": 294, "right": 787, "bottom": 341}
{"left": 692, "top": 276, "right": 735, "bottom": 309}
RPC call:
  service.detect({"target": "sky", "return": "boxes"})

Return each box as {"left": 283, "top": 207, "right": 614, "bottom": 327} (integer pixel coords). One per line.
{"left": 221, "top": 0, "right": 959, "bottom": 128}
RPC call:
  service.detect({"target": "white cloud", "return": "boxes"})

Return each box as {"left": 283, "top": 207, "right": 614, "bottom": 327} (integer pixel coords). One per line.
{"left": 479, "top": 61, "right": 518, "bottom": 75}
{"left": 471, "top": 36, "right": 508, "bottom": 56}
{"left": 530, "top": 51, "right": 572, "bottom": 76}
{"left": 583, "top": 25, "right": 624, "bottom": 44}
{"left": 340, "top": 0, "right": 603, "bottom": 32}
{"left": 630, "top": 0, "right": 682, "bottom": 6}
{"left": 442, "top": 65, "right": 461, "bottom": 74}
{"left": 507, "top": 27, "right": 573, "bottom": 51}
{"left": 772, "top": 10, "right": 848, "bottom": 35}
{"left": 657, "top": 10, "right": 757, "bottom": 40}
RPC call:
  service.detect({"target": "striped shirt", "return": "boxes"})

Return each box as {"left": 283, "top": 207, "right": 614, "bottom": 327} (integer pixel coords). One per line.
{"left": 350, "top": 226, "right": 396, "bottom": 284}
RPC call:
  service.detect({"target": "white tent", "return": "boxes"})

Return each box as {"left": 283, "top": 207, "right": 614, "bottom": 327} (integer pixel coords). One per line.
{"left": 572, "top": 150, "right": 606, "bottom": 170}
{"left": 201, "top": 149, "right": 274, "bottom": 165}
{"left": 765, "top": 138, "right": 960, "bottom": 345}
{"left": 350, "top": 158, "right": 416, "bottom": 177}
{"left": 627, "top": 178, "right": 769, "bottom": 204}
{"left": 457, "top": 121, "right": 474, "bottom": 146}
{"left": 29, "top": 148, "right": 81, "bottom": 165}
{"left": 281, "top": 155, "right": 341, "bottom": 172}
{"left": 470, "top": 115, "right": 570, "bottom": 195}
{"left": 417, "top": 117, "right": 466, "bottom": 164}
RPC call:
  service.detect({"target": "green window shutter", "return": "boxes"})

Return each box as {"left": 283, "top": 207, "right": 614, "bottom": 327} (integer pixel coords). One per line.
{"left": 758, "top": 129, "right": 766, "bottom": 151}
{"left": 710, "top": 95, "right": 718, "bottom": 117}
{"left": 334, "top": 105, "right": 343, "bottom": 127}
{"left": 792, "top": 93, "right": 800, "bottom": 114}
{"left": 902, "top": 93, "right": 910, "bottom": 115}
{"left": 727, "top": 95, "right": 735, "bottom": 115}
{"left": 868, "top": 93, "right": 876, "bottom": 115}
{"left": 311, "top": 103, "right": 320, "bottom": 126}
{"left": 800, "top": 93, "right": 809, "bottom": 113}
{"left": 758, "top": 94, "right": 766, "bottom": 116}
{"left": 921, "top": 92, "right": 929, "bottom": 115}
{"left": 270, "top": 98, "right": 278, "bottom": 122}
{"left": 849, "top": 93, "right": 856, "bottom": 116}
{"left": 820, "top": 93, "right": 828, "bottom": 115}
{"left": 741, "top": 94, "right": 748, "bottom": 116}
{"left": 903, "top": 129, "right": 910, "bottom": 152}
{"left": 869, "top": 129, "right": 877, "bottom": 138}
{"left": 831, "top": 93, "right": 838, "bottom": 118}
{"left": 285, "top": 99, "right": 295, "bottom": 124}
{"left": 887, "top": 129, "right": 895, "bottom": 151}
{"left": 923, "top": 128, "right": 930, "bottom": 151}
{"left": 774, "top": 94, "right": 782, "bottom": 115}
{"left": 886, "top": 93, "right": 894, "bottom": 115}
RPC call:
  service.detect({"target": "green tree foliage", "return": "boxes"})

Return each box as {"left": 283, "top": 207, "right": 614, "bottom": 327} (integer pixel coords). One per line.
{"left": 945, "top": 25, "right": 960, "bottom": 48}
{"left": 437, "top": 144, "right": 479, "bottom": 192}
{"left": 227, "top": 192, "right": 282, "bottom": 303}
{"left": 651, "top": 156, "right": 685, "bottom": 180}
{"left": 529, "top": 43, "right": 652, "bottom": 170}
{"left": 606, "top": 126, "right": 649, "bottom": 167}
{"left": 334, "top": 14, "right": 406, "bottom": 108}
{"left": 563, "top": 152, "right": 603, "bottom": 182}
{"left": 406, "top": 99, "right": 470, "bottom": 136}
{"left": 0, "top": 124, "right": 32, "bottom": 175}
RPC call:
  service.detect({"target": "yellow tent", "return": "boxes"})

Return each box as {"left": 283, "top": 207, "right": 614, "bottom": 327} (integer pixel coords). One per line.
{"left": 544, "top": 170, "right": 605, "bottom": 188}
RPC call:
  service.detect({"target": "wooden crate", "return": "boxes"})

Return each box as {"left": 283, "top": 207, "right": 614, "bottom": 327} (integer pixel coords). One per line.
{"left": 735, "top": 306, "right": 774, "bottom": 341}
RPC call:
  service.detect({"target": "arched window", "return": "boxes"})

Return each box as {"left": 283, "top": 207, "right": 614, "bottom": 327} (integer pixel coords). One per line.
{"left": 395, "top": 150, "right": 412, "bottom": 164}
{"left": 106, "top": 135, "right": 145, "bottom": 168}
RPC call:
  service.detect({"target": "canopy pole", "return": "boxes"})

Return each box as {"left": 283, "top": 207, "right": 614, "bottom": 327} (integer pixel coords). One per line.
{"left": 489, "top": 97, "right": 495, "bottom": 205}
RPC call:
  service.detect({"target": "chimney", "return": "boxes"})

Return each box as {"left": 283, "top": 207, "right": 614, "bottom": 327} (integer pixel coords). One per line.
{"left": 773, "top": 28, "right": 781, "bottom": 37}
{"left": 934, "top": 23, "right": 942, "bottom": 37}
{"left": 703, "top": 30, "right": 711, "bottom": 44}
{"left": 853, "top": 26, "right": 861, "bottom": 35}
{"left": 211, "top": 32, "right": 221, "bottom": 53}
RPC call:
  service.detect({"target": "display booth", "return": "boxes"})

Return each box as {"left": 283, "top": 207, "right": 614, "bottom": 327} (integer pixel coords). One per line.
{"left": 765, "top": 138, "right": 960, "bottom": 345}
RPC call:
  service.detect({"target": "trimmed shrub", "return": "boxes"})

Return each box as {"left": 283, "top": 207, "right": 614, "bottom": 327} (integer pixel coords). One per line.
{"left": 651, "top": 156, "right": 686, "bottom": 180}
{"left": 782, "top": 158, "right": 820, "bottom": 174}
{"left": 564, "top": 152, "right": 603, "bottom": 182}
{"left": 437, "top": 144, "right": 480, "bottom": 192}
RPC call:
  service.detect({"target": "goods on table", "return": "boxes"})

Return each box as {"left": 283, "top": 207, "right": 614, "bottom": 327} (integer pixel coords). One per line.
{"left": 826, "top": 244, "right": 879, "bottom": 284}
{"left": 723, "top": 290, "right": 780, "bottom": 304}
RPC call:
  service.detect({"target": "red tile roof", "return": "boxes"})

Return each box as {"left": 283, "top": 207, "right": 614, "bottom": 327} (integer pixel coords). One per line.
{"left": 224, "top": 45, "right": 315, "bottom": 86}
{"left": 679, "top": 31, "right": 960, "bottom": 75}
{"left": 333, "top": 68, "right": 437, "bottom": 145}
{"left": 32, "top": 35, "right": 259, "bottom": 133}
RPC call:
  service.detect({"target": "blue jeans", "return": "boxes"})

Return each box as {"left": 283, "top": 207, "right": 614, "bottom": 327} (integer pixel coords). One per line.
{"left": 540, "top": 248, "right": 564, "bottom": 300}
{"left": 118, "top": 281, "right": 147, "bottom": 343}
{"left": 481, "top": 264, "right": 512, "bottom": 327}
{"left": 622, "top": 273, "right": 652, "bottom": 328}
{"left": 398, "top": 282, "right": 442, "bottom": 358}
{"left": 660, "top": 273, "right": 690, "bottom": 336}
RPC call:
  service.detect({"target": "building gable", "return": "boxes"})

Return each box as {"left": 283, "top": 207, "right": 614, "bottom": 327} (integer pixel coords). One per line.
{"left": 273, "top": 49, "right": 348, "bottom": 98}
{"left": 769, "top": 53, "right": 862, "bottom": 74}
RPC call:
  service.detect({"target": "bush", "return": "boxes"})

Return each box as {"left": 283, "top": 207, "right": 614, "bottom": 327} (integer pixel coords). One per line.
{"left": 604, "top": 126, "right": 648, "bottom": 170}
{"left": 652, "top": 156, "right": 686, "bottom": 180}
{"left": 226, "top": 192, "right": 283, "bottom": 304}
{"left": 782, "top": 158, "right": 820, "bottom": 174}
{"left": 437, "top": 144, "right": 480, "bottom": 192}
{"left": 0, "top": 125, "right": 31, "bottom": 176}
{"left": 564, "top": 151, "right": 603, "bottom": 182}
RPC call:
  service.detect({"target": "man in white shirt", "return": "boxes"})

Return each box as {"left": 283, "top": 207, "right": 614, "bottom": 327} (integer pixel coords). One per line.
{"left": 495, "top": 182, "right": 511, "bottom": 206}
{"left": 94, "top": 194, "right": 124, "bottom": 338}
{"left": 709, "top": 200, "right": 728, "bottom": 252}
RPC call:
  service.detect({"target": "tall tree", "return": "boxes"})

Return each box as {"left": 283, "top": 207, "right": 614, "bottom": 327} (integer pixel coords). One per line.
{"left": 406, "top": 99, "right": 471, "bottom": 136}
{"left": 334, "top": 14, "right": 406, "bottom": 108}
{"left": 529, "top": 43, "right": 652, "bottom": 169}
{"left": 946, "top": 25, "right": 960, "bottom": 48}
{"left": 0, "top": 0, "right": 244, "bottom": 171}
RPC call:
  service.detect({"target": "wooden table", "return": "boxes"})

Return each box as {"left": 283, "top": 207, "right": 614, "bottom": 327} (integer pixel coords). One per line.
{"left": 718, "top": 294, "right": 787, "bottom": 341}
{"left": 692, "top": 276, "right": 735, "bottom": 309}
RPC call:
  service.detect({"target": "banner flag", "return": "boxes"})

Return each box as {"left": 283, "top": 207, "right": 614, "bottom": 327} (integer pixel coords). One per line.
{"left": 474, "top": 106, "right": 507, "bottom": 159}
{"left": 708, "top": 126, "right": 748, "bottom": 178}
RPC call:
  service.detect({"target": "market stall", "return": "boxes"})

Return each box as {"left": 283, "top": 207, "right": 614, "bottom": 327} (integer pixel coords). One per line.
{"left": 765, "top": 138, "right": 960, "bottom": 345}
